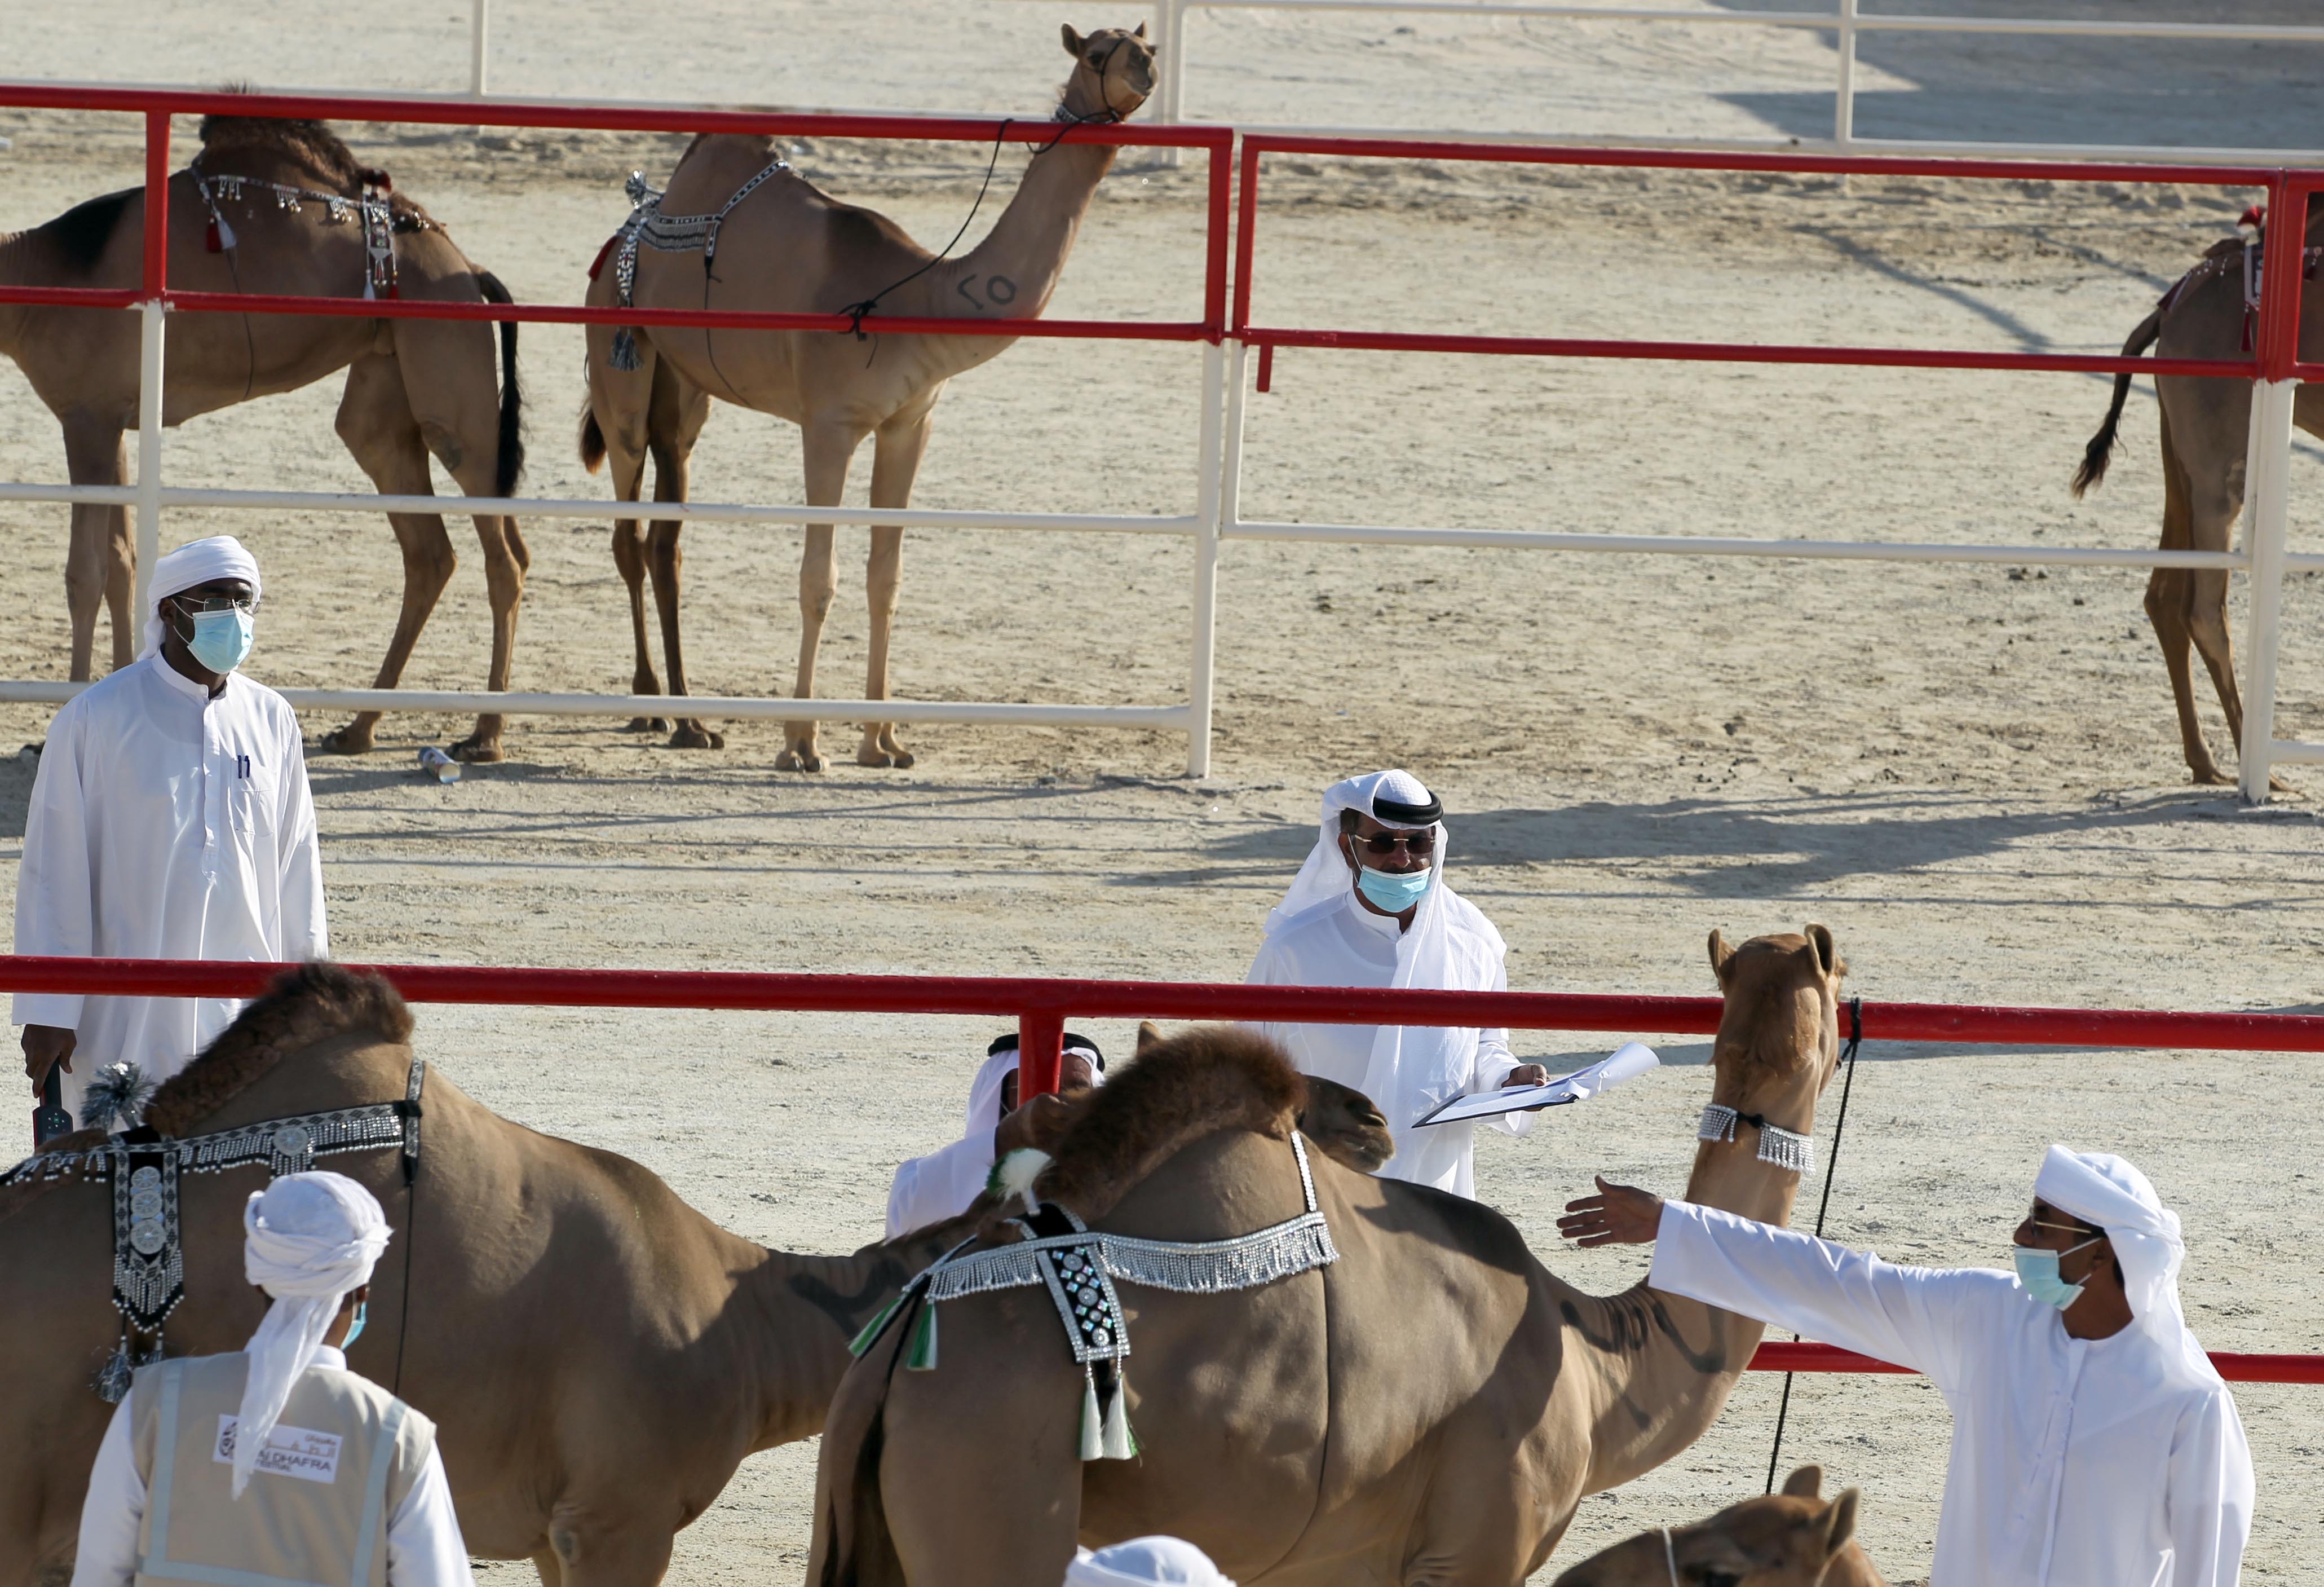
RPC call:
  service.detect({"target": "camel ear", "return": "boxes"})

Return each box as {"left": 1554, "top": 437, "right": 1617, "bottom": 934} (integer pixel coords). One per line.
{"left": 1062, "top": 23, "right": 1087, "bottom": 56}
{"left": 1801, "top": 923, "right": 1840, "bottom": 981}
{"left": 1781, "top": 1464, "right": 1822, "bottom": 1498}
{"left": 1824, "top": 1489, "right": 1860, "bottom": 1557}
{"left": 1135, "top": 19, "right": 1149, "bottom": 37}
{"left": 1136, "top": 1020, "right": 1163, "bottom": 1053}
{"left": 1708, "top": 928, "right": 1735, "bottom": 985}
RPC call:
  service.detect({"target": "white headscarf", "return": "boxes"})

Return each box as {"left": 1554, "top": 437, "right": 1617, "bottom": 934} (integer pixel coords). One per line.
{"left": 965, "top": 1034, "right": 1106, "bottom": 1140}
{"left": 139, "top": 535, "right": 263, "bottom": 660}
{"left": 2033, "top": 1145, "right": 2215, "bottom": 1381}
{"left": 1066, "top": 1537, "right": 1236, "bottom": 1587}
{"left": 235, "top": 1172, "right": 390, "bottom": 1497}
{"left": 1263, "top": 770, "right": 1505, "bottom": 1132}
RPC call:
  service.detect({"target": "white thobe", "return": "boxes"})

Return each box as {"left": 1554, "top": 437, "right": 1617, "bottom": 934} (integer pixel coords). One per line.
{"left": 886, "top": 1130, "right": 999, "bottom": 1240}
{"left": 1247, "top": 891, "right": 1527, "bottom": 1198}
{"left": 70, "top": 1345, "right": 474, "bottom": 1587}
{"left": 1651, "top": 1200, "right": 2253, "bottom": 1587}
{"left": 14, "top": 655, "right": 326, "bottom": 1122}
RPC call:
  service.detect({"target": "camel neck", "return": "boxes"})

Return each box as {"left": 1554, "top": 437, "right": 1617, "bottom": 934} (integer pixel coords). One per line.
{"left": 732, "top": 1231, "right": 957, "bottom": 1451}
{"left": 1566, "top": 1019, "right": 1829, "bottom": 1492}
{"left": 925, "top": 131, "right": 1116, "bottom": 326}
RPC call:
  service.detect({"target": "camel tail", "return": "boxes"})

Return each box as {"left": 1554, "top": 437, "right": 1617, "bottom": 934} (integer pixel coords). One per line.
{"left": 578, "top": 399, "right": 607, "bottom": 477}
{"left": 475, "top": 269, "right": 526, "bottom": 498}
{"left": 2071, "top": 307, "right": 2163, "bottom": 498}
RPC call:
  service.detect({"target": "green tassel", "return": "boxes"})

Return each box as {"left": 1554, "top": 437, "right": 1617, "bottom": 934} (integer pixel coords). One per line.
{"left": 847, "top": 1293, "right": 904, "bottom": 1359}
{"left": 1079, "top": 1369, "right": 1104, "bottom": 1461}
{"left": 904, "top": 1301, "right": 939, "bottom": 1372}
{"left": 1100, "top": 1377, "right": 1135, "bottom": 1460}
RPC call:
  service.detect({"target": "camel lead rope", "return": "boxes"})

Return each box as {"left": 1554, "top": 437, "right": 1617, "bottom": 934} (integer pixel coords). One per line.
{"left": 1763, "top": 996, "right": 1862, "bottom": 1494}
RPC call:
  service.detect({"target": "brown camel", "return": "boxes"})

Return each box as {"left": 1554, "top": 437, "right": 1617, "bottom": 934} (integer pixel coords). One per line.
{"left": 0, "top": 114, "right": 528, "bottom": 761}
{"left": 1549, "top": 1466, "right": 1886, "bottom": 1587}
{"left": 810, "top": 926, "right": 1848, "bottom": 1586}
{"left": 0, "top": 973, "right": 1399, "bottom": 1587}
{"left": 577, "top": 23, "right": 1154, "bottom": 768}
{"left": 2071, "top": 196, "right": 2323, "bottom": 788}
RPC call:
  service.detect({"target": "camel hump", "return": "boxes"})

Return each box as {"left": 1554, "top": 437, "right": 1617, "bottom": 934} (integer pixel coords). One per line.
{"left": 143, "top": 964, "right": 414, "bottom": 1134}
{"left": 195, "top": 109, "right": 369, "bottom": 191}
{"left": 1023, "top": 1026, "right": 1306, "bottom": 1228}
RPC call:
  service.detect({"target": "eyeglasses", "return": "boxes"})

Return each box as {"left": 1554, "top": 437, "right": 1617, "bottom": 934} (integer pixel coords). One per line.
{"left": 2025, "top": 1216, "right": 2104, "bottom": 1240}
{"left": 173, "top": 593, "right": 258, "bottom": 616}
{"left": 1348, "top": 829, "right": 1436, "bottom": 857}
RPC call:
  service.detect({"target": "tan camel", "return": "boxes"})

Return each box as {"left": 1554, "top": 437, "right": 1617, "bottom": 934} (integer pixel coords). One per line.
{"left": 810, "top": 926, "right": 1848, "bottom": 1586}
{"left": 0, "top": 973, "right": 1399, "bottom": 1587}
{"left": 1549, "top": 1466, "right": 1886, "bottom": 1587}
{"left": 2071, "top": 197, "right": 2323, "bottom": 788}
{"left": 577, "top": 23, "right": 1154, "bottom": 768}
{"left": 0, "top": 965, "right": 980, "bottom": 1587}
{"left": 0, "top": 115, "right": 528, "bottom": 761}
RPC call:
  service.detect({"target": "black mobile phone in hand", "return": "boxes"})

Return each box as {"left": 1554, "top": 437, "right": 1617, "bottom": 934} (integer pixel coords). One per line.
{"left": 33, "top": 1063, "right": 70, "bottom": 1147}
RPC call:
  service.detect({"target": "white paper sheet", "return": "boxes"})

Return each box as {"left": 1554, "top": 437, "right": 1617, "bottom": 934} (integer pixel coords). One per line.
{"left": 1411, "top": 1042, "right": 1660, "bottom": 1127}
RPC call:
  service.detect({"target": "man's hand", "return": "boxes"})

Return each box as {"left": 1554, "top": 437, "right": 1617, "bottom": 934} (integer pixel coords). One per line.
{"left": 23, "top": 1025, "right": 74, "bottom": 1095}
{"left": 994, "top": 1092, "right": 1078, "bottom": 1158}
{"left": 1502, "top": 1062, "right": 1554, "bottom": 1110}
{"left": 1556, "top": 1176, "right": 1665, "bottom": 1247}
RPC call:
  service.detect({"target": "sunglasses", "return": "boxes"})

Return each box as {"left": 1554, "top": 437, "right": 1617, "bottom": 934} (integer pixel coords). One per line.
{"left": 1348, "top": 829, "right": 1436, "bottom": 857}
{"left": 173, "top": 593, "right": 258, "bottom": 616}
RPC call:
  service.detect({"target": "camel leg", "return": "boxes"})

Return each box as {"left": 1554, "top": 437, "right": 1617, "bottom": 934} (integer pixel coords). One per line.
{"left": 529, "top": 1546, "right": 562, "bottom": 1586}
{"left": 450, "top": 509, "right": 528, "bottom": 763}
{"left": 2145, "top": 402, "right": 2231, "bottom": 785}
{"left": 322, "top": 355, "right": 458, "bottom": 757}
{"left": 59, "top": 416, "right": 127, "bottom": 682}
{"left": 857, "top": 413, "right": 930, "bottom": 769}
{"left": 780, "top": 422, "right": 864, "bottom": 774}
{"left": 541, "top": 1515, "right": 675, "bottom": 1587}
{"left": 644, "top": 368, "right": 720, "bottom": 750}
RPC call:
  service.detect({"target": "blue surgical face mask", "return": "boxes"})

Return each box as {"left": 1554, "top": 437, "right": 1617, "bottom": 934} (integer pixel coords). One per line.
{"left": 2013, "top": 1237, "right": 2101, "bottom": 1310}
{"left": 1355, "top": 862, "right": 1433, "bottom": 914}
{"left": 185, "top": 608, "right": 255, "bottom": 675}
{"left": 341, "top": 1299, "right": 366, "bottom": 1349}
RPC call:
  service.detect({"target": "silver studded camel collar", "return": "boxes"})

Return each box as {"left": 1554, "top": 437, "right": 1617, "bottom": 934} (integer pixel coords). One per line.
{"left": 1698, "top": 1102, "right": 1814, "bottom": 1176}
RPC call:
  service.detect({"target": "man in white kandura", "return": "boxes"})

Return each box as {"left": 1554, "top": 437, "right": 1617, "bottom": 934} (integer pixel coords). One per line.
{"left": 1065, "top": 1536, "right": 1236, "bottom": 1587}
{"left": 885, "top": 1030, "right": 1106, "bottom": 1238}
{"left": 1245, "top": 769, "right": 1548, "bottom": 1198}
{"left": 73, "top": 1172, "right": 471, "bottom": 1586}
{"left": 1557, "top": 1144, "right": 2252, "bottom": 1587}
{"left": 16, "top": 535, "right": 325, "bottom": 1131}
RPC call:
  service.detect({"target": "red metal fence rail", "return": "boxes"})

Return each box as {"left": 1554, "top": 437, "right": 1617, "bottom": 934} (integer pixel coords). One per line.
{"left": 5, "top": 953, "right": 2319, "bottom": 1387}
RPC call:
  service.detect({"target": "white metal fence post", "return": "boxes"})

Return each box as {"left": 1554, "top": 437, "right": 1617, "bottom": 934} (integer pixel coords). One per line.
{"left": 1158, "top": 0, "right": 1188, "bottom": 126}
{"left": 2238, "top": 377, "right": 2296, "bottom": 802}
{"left": 1186, "top": 338, "right": 1227, "bottom": 778}
{"left": 131, "top": 303, "right": 166, "bottom": 629}
{"left": 1833, "top": 0, "right": 1859, "bottom": 153}
{"left": 469, "top": 0, "right": 490, "bottom": 97}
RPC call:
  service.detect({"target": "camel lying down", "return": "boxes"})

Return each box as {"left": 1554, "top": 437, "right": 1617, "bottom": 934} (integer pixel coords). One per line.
{"left": 0, "top": 967, "right": 1398, "bottom": 1587}
{"left": 1550, "top": 1466, "right": 1885, "bottom": 1587}
{"left": 812, "top": 927, "right": 1849, "bottom": 1586}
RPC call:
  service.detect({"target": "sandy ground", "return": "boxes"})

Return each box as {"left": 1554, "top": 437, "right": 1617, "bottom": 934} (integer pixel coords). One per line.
{"left": 6, "top": 5, "right": 2324, "bottom": 1582}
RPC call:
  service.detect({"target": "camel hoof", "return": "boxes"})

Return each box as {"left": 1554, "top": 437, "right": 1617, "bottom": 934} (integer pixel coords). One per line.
{"left": 668, "top": 725, "right": 726, "bottom": 750}
{"left": 319, "top": 725, "right": 375, "bottom": 756}
{"left": 2191, "top": 766, "right": 2232, "bottom": 787}
{"left": 625, "top": 716, "right": 669, "bottom": 734}
{"left": 855, "top": 747, "right": 916, "bottom": 769}
{"left": 776, "top": 748, "right": 825, "bottom": 773}
{"left": 449, "top": 737, "right": 505, "bottom": 764}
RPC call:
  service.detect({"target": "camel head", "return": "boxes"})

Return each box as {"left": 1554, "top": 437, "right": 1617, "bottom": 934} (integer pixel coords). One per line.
{"left": 1549, "top": 1466, "right": 1867, "bottom": 1587}
{"left": 1704, "top": 924, "right": 1846, "bottom": 1126}
{"left": 1134, "top": 1020, "right": 1395, "bottom": 1175}
{"left": 1059, "top": 22, "right": 1157, "bottom": 122}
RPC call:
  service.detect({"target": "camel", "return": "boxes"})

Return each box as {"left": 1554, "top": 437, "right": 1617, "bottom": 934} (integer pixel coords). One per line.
{"left": 1549, "top": 1466, "right": 1885, "bottom": 1587}
{"left": 2071, "top": 195, "right": 2323, "bottom": 788}
{"left": 577, "top": 23, "right": 1154, "bottom": 769}
{"left": 0, "top": 114, "right": 528, "bottom": 761}
{"left": 809, "top": 926, "right": 1849, "bottom": 1586}
{"left": 0, "top": 971, "right": 1399, "bottom": 1587}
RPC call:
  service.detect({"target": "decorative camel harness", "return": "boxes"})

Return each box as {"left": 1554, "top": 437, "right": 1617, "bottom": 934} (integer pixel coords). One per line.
{"left": 1, "top": 1061, "right": 427, "bottom": 1401}
{"left": 187, "top": 158, "right": 438, "bottom": 300}
{"left": 599, "top": 158, "right": 793, "bottom": 371}
{"left": 849, "top": 1130, "right": 1339, "bottom": 1461}
{"left": 2157, "top": 206, "right": 2324, "bottom": 351}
